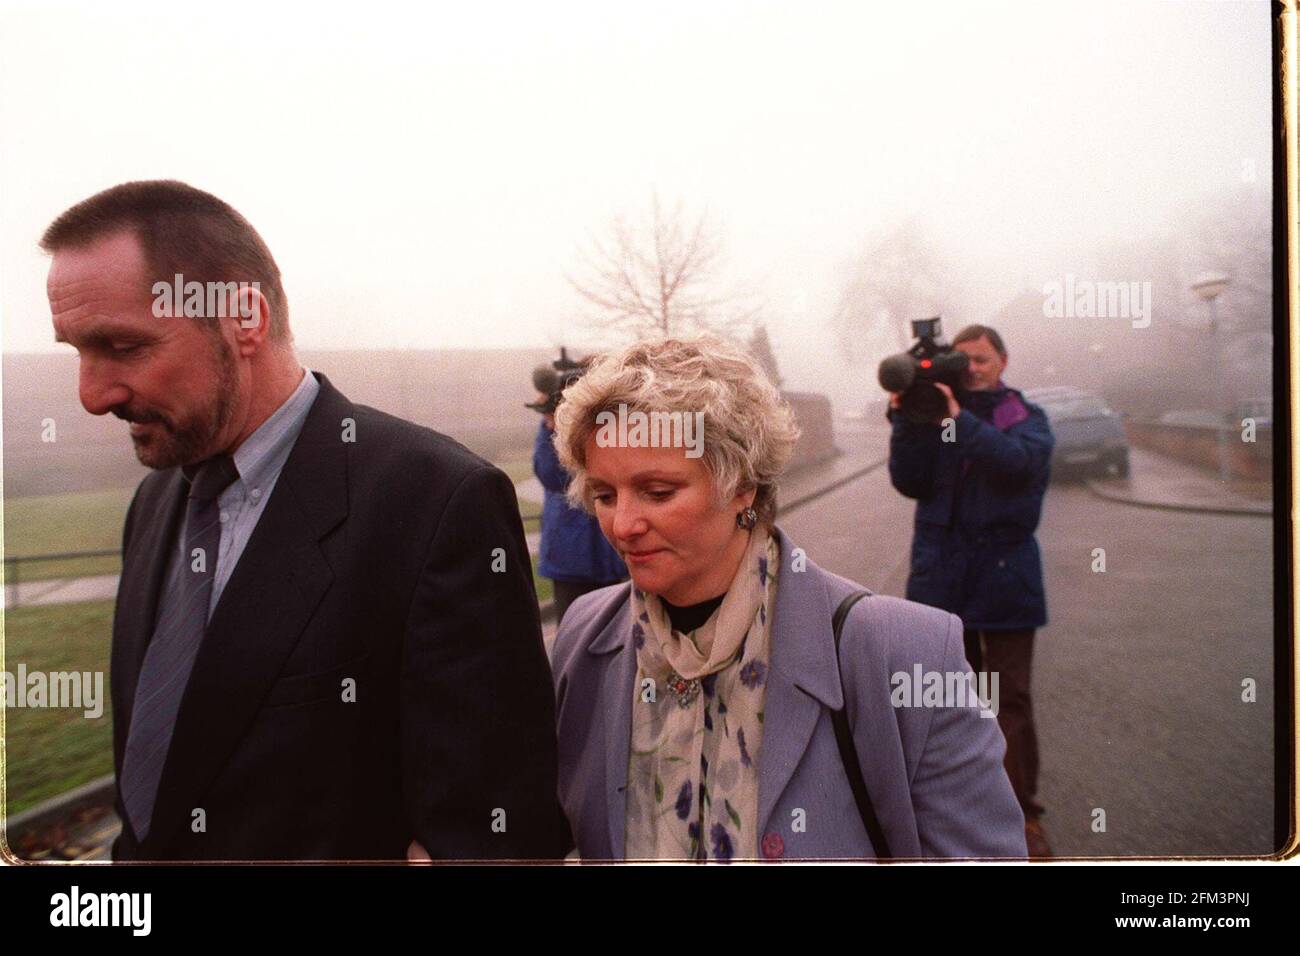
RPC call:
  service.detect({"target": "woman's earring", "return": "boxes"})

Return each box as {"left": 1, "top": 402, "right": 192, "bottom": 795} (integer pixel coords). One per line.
{"left": 736, "top": 506, "right": 758, "bottom": 530}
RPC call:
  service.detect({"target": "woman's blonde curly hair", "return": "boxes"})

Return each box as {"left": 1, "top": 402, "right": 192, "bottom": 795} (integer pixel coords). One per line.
{"left": 553, "top": 334, "right": 801, "bottom": 525}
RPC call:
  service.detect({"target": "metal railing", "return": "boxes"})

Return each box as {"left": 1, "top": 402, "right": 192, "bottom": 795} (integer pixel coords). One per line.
{"left": 3, "top": 534, "right": 547, "bottom": 611}
{"left": 3, "top": 550, "right": 121, "bottom": 609}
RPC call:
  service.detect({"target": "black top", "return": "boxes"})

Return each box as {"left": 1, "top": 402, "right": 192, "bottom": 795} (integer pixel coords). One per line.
{"left": 663, "top": 593, "right": 726, "bottom": 634}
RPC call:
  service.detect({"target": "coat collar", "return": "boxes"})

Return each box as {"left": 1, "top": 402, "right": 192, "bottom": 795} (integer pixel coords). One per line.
{"left": 756, "top": 526, "right": 844, "bottom": 833}
{"left": 580, "top": 526, "right": 844, "bottom": 856}
{"left": 129, "top": 371, "right": 351, "bottom": 852}
{"left": 766, "top": 526, "right": 845, "bottom": 711}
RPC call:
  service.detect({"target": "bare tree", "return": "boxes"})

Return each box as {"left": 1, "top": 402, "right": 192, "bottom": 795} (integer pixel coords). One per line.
{"left": 831, "top": 219, "right": 958, "bottom": 365}
{"left": 568, "top": 194, "right": 759, "bottom": 341}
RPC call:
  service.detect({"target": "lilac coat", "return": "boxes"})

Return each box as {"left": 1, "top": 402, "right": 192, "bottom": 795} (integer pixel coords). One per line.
{"left": 550, "top": 527, "right": 1027, "bottom": 860}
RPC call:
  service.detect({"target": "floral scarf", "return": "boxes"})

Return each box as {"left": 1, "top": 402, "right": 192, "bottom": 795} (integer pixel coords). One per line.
{"left": 625, "top": 527, "right": 779, "bottom": 861}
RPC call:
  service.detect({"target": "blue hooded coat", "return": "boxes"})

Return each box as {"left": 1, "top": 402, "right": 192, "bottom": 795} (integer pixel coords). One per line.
{"left": 888, "top": 383, "right": 1054, "bottom": 630}
{"left": 533, "top": 421, "right": 627, "bottom": 585}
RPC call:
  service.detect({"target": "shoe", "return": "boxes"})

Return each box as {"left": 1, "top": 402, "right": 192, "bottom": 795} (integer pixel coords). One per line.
{"left": 1025, "top": 818, "right": 1053, "bottom": 858}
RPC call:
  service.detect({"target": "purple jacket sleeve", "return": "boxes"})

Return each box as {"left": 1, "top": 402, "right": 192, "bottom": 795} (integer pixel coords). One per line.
{"left": 907, "top": 611, "right": 1027, "bottom": 857}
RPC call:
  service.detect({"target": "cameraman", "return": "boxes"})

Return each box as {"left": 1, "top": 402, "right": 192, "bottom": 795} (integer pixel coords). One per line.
{"left": 887, "top": 324, "right": 1055, "bottom": 855}
{"left": 530, "top": 359, "right": 627, "bottom": 624}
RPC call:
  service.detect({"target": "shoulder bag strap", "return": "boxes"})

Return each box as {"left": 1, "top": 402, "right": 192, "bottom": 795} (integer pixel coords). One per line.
{"left": 830, "top": 590, "right": 893, "bottom": 860}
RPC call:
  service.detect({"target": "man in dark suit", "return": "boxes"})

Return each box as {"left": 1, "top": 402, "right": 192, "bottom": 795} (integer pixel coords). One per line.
{"left": 42, "top": 180, "right": 567, "bottom": 860}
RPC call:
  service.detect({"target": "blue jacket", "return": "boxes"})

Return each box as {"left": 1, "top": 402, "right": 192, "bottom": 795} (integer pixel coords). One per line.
{"left": 888, "top": 384, "right": 1054, "bottom": 631}
{"left": 533, "top": 421, "right": 626, "bottom": 584}
{"left": 552, "top": 526, "right": 1027, "bottom": 859}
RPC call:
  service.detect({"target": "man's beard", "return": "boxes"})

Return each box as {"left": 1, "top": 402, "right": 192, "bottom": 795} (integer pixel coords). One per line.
{"left": 115, "top": 336, "right": 240, "bottom": 470}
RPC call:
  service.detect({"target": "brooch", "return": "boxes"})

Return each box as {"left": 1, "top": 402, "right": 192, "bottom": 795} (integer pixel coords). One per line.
{"left": 666, "top": 670, "right": 701, "bottom": 708}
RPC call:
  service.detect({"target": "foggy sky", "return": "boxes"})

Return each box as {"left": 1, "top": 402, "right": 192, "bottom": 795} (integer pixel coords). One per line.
{"left": 0, "top": 0, "right": 1274, "bottom": 409}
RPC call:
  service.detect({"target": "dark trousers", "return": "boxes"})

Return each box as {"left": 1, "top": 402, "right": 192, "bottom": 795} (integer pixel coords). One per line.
{"left": 551, "top": 578, "right": 621, "bottom": 626}
{"left": 963, "top": 627, "right": 1043, "bottom": 820}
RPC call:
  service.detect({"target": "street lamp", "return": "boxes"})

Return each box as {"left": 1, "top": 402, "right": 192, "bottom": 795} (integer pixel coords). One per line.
{"left": 1190, "top": 272, "right": 1232, "bottom": 482}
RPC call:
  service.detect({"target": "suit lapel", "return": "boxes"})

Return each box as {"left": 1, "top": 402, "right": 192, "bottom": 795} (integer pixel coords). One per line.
{"left": 756, "top": 527, "right": 845, "bottom": 836}
{"left": 142, "top": 373, "right": 350, "bottom": 852}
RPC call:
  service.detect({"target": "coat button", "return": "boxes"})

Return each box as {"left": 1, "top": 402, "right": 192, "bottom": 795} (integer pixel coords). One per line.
{"left": 761, "top": 832, "right": 784, "bottom": 859}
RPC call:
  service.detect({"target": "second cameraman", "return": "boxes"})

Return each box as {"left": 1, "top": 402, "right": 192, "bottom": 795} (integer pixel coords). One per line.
{"left": 529, "top": 353, "right": 627, "bottom": 624}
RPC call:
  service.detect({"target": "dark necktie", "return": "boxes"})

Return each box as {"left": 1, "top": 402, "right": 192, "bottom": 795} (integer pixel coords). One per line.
{"left": 119, "top": 454, "right": 239, "bottom": 842}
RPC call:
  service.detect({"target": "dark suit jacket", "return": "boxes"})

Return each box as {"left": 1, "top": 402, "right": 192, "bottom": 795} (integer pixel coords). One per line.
{"left": 111, "top": 372, "right": 567, "bottom": 860}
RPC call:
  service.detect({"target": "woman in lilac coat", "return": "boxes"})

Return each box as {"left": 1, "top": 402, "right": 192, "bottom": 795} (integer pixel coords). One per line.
{"left": 549, "top": 335, "right": 1026, "bottom": 861}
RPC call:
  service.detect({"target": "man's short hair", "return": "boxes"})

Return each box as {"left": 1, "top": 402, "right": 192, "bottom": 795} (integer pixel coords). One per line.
{"left": 40, "top": 180, "right": 290, "bottom": 343}
{"left": 952, "top": 323, "right": 1006, "bottom": 358}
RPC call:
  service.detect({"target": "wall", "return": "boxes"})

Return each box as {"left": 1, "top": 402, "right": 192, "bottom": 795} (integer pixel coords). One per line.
{"left": 784, "top": 391, "right": 839, "bottom": 472}
{"left": 1123, "top": 419, "right": 1272, "bottom": 481}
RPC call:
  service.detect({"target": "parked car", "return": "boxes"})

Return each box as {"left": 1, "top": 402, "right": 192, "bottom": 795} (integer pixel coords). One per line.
{"left": 1023, "top": 386, "right": 1130, "bottom": 478}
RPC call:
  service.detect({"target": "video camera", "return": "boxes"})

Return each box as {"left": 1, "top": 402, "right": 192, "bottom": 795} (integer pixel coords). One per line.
{"left": 526, "top": 346, "right": 586, "bottom": 415}
{"left": 877, "top": 317, "right": 969, "bottom": 424}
